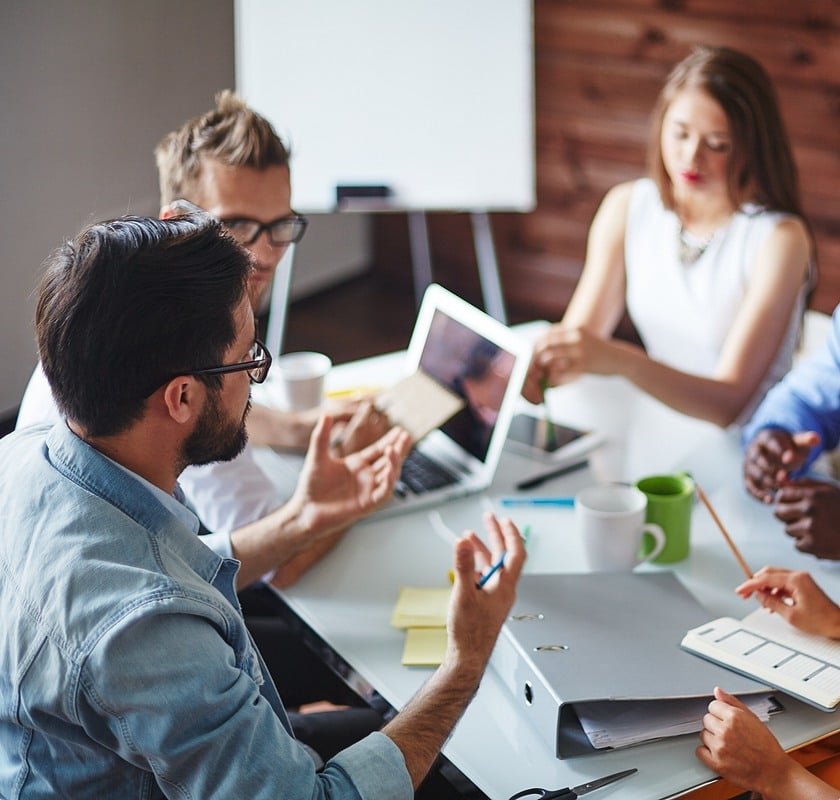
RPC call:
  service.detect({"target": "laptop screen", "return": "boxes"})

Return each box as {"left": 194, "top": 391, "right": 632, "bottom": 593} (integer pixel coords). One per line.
{"left": 418, "top": 309, "right": 517, "bottom": 462}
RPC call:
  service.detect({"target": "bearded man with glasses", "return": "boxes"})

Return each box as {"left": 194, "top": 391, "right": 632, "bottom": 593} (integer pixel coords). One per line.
{"left": 0, "top": 214, "right": 524, "bottom": 798}
{"left": 13, "top": 92, "right": 426, "bottom": 772}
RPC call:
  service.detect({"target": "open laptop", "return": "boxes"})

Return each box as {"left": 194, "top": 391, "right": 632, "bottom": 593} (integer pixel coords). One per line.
{"left": 371, "top": 283, "right": 531, "bottom": 518}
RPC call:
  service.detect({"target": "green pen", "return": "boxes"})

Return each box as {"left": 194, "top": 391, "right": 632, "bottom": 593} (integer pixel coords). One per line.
{"left": 521, "top": 524, "right": 531, "bottom": 548}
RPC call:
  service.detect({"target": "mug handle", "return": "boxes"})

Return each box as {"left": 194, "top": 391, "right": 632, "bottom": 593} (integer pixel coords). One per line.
{"left": 636, "top": 523, "right": 666, "bottom": 565}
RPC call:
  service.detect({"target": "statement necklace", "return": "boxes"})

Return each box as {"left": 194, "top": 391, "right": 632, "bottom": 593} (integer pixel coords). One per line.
{"left": 677, "top": 224, "right": 716, "bottom": 266}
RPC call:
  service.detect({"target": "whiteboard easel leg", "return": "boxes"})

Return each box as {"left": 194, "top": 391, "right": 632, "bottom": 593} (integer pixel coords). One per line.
{"left": 407, "top": 210, "right": 433, "bottom": 309}
{"left": 471, "top": 211, "right": 506, "bottom": 323}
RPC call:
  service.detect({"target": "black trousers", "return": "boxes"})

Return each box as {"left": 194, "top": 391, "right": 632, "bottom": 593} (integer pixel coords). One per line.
{"left": 239, "top": 584, "right": 488, "bottom": 798}
{"left": 239, "top": 585, "right": 384, "bottom": 760}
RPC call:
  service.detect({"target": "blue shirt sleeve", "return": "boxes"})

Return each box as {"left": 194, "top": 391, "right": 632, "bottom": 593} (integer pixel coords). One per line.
{"left": 80, "top": 608, "right": 413, "bottom": 799}
{"left": 742, "top": 306, "right": 840, "bottom": 472}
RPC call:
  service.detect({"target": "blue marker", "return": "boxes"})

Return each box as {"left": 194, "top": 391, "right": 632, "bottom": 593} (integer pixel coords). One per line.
{"left": 476, "top": 551, "right": 507, "bottom": 589}
{"left": 499, "top": 497, "right": 575, "bottom": 507}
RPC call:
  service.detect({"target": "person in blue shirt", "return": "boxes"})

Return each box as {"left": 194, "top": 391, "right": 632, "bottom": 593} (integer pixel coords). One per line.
{"left": 742, "top": 306, "right": 840, "bottom": 560}
{"left": 0, "top": 214, "right": 525, "bottom": 798}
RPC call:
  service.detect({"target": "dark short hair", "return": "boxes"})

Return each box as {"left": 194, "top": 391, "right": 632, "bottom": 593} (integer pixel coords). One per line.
{"left": 36, "top": 215, "right": 252, "bottom": 437}
{"left": 155, "top": 90, "right": 291, "bottom": 207}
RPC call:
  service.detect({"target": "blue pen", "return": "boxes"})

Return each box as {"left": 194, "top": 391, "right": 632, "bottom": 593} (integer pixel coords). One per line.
{"left": 499, "top": 497, "right": 575, "bottom": 507}
{"left": 476, "top": 551, "right": 507, "bottom": 589}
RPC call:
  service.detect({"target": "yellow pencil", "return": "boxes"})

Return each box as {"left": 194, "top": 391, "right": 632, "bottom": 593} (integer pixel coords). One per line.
{"left": 695, "top": 485, "right": 753, "bottom": 580}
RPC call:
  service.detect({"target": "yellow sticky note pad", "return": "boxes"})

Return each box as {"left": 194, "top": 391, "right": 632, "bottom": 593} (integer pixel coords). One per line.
{"left": 390, "top": 587, "right": 451, "bottom": 629}
{"left": 326, "top": 385, "right": 383, "bottom": 400}
{"left": 402, "top": 627, "right": 448, "bottom": 666}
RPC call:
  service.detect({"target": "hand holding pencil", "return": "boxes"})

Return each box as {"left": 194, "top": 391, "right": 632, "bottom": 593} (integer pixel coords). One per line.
{"left": 735, "top": 567, "right": 840, "bottom": 639}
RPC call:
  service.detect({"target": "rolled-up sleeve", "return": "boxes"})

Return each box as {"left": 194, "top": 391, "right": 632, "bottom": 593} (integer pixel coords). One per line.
{"left": 326, "top": 732, "right": 413, "bottom": 799}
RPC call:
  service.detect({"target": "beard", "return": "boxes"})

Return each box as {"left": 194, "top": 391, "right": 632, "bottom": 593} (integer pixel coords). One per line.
{"left": 180, "top": 388, "right": 250, "bottom": 468}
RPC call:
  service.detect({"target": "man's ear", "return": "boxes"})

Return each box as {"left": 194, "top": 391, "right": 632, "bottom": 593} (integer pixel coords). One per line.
{"left": 159, "top": 205, "right": 176, "bottom": 220}
{"left": 161, "top": 377, "right": 203, "bottom": 424}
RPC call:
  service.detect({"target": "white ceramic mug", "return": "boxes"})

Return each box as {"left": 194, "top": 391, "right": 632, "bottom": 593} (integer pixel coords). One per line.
{"left": 267, "top": 351, "right": 332, "bottom": 411}
{"left": 576, "top": 485, "right": 666, "bottom": 572}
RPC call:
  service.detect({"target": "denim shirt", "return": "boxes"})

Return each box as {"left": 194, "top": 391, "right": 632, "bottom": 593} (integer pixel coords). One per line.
{"left": 0, "top": 424, "right": 411, "bottom": 799}
{"left": 742, "top": 305, "right": 840, "bottom": 476}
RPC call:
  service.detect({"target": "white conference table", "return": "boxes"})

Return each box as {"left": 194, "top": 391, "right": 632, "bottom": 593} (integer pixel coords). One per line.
{"left": 254, "top": 341, "right": 840, "bottom": 800}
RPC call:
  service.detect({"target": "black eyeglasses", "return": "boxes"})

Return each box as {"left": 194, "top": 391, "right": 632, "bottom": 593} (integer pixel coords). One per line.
{"left": 170, "top": 199, "right": 308, "bottom": 247}
{"left": 189, "top": 339, "right": 272, "bottom": 384}
{"left": 221, "top": 215, "right": 308, "bottom": 247}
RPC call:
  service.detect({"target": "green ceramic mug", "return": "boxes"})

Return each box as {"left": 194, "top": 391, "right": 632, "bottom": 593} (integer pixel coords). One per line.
{"left": 635, "top": 472, "right": 695, "bottom": 563}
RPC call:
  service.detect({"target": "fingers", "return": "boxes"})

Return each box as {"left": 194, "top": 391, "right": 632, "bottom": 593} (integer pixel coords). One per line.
{"left": 521, "top": 369, "right": 546, "bottom": 404}
{"left": 713, "top": 685, "right": 749, "bottom": 711}
{"left": 791, "top": 430, "right": 821, "bottom": 452}
{"left": 736, "top": 566, "right": 793, "bottom": 598}
{"left": 339, "top": 399, "right": 372, "bottom": 441}
{"left": 695, "top": 741, "right": 715, "bottom": 770}
{"left": 308, "top": 414, "right": 334, "bottom": 457}
{"left": 532, "top": 329, "right": 584, "bottom": 381}
{"left": 453, "top": 535, "right": 480, "bottom": 586}
{"left": 356, "top": 424, "right": 409, "bottom": 465}
{"left": 743, "top": 449, "right": 781, "bottom": 502}
{"left": 455, "top": 514, "right": 526, "bottom": 591}
{"left": 370, "top": 438, "right": 412, "bottom": 504}
{"left": 757, "top": 589, "right": 795, "bottom": 616}
{"left": 482, "top": 512, "right": 526, "bottom": 580}
{"left": 465, "top": 530, "right": 491, "bottom": 574}
{"left": 743, "top": 434, "right": 790, "bottom": 501}
{"left": 337, "top": 400, "right": 395, "bottom": 455}
{"left": 742, "top": 428, "right": 817, "bottom": 502}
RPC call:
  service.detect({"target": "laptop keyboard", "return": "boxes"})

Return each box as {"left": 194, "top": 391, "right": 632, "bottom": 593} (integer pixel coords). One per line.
{"left": 398, "top": 449, "right": 459, "bottom": 495}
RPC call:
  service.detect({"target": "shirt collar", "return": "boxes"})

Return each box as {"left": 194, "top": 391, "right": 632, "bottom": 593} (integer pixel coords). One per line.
{"left": 104, "top": 454, "right": 200, "bottom": 535}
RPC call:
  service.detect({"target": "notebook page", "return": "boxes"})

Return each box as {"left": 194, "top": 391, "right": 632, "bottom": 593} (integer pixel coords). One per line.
{"left": 682, "top": 610, "right": 840, "bottom": 709}
{"left": 742, "top": 608, "right": 840, "bottom": 665}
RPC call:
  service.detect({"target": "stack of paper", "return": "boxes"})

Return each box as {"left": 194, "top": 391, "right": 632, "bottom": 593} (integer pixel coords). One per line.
{"left": 574, "top": 694, "right": 781, "bottom": 750}
{"left": 391, "top": 587, "right": 450, "bottom": 666}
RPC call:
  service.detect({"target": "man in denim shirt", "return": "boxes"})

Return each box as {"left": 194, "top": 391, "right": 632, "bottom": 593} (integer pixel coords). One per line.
{"left": 742, "top": 305, "right": 840, "bottom": 560}
{"left": 0, "top": 215, "right": 525, "bottom": 797}
{"left": 14, "top": 91, "right": 414, "bottom": 762}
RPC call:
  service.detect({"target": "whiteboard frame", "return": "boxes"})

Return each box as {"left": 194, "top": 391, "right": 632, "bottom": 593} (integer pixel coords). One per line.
{"left": 235, "top": 0, "right": 535, "bottom": 213}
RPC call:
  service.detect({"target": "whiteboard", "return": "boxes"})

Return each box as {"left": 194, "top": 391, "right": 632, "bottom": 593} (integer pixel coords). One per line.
{"left": 235, "top": 0, "right": 535, "bottom": 213}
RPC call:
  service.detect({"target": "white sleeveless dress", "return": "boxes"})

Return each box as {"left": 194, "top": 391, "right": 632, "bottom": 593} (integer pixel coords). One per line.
{"left": 624, "top": 178, "right": 807, "bottom": 424}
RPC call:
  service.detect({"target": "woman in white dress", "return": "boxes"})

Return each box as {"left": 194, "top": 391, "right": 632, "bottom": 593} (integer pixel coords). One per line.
{"left": 523, "top": 46, "right": 814, "bottom": 427}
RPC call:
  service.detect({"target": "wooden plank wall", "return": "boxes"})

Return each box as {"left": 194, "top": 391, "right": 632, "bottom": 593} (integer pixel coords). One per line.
{"left": 370, "top": 0, "right": 840, "bottom": 329}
